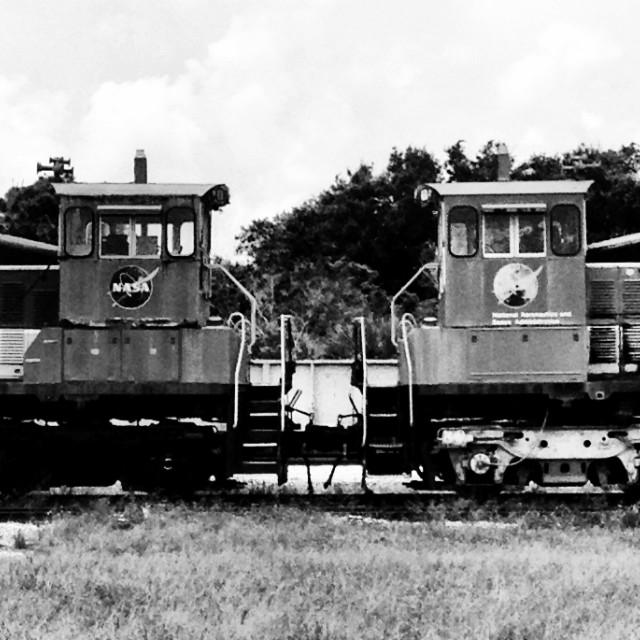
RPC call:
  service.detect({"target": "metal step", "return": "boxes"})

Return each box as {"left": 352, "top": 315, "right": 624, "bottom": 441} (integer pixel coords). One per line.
{"left": 242, "top": 441, "right": 278, "bottom": 449}
{"left": 367, "top": 414, "right": 400, "bottom": 441}
{"left": 248, "top": 417, "right": 280, "bottom": 430}
{"left": 366, "top": 441, "right": 406, "bottom": 475}
{"left": 242, "top": 443, "right": 279, "bottom": 460}
{"left": 248, "top": 385, "right": 281, "bottom": 400}
{"left": 368, "top": 442, "right": 403, "bottom": 450}
{"left": 248, "top": 400, "right": 281, "bottom": 413}
{"left": 288, "top": 454, "right": 347, "bottom": 465}
{"left": 242, "top": 429, "right": 280, "bottom": 444}
{"left": 239, "top": 460, "right": 279, "bottom": 474}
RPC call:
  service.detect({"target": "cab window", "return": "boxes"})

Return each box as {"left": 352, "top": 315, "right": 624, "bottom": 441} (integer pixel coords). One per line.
{"left": 167, "top": 207, "right": 195, "bottom": 257}
{"left": 100, "top": 213, "right": 162, "bottom": 258}
{"left": 484, "top": 214, "right": 511, "bottom": 255}
{"left": 484, "top": 213, "right": 546, "bottom": 257}
{"left": 64, "top": 207, "right": 93, "bottom": 257}
{"left": 551, "top": 205, "right": 581, "bottom": 256}
{"left": 448, "top": 206, "right": 478, "bottom": 257}
{"left": 518, "top": 213, "right": 545, "bottom": 254}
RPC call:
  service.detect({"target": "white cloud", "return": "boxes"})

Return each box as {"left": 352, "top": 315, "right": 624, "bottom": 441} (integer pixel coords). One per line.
{"left": 0, "top": 76, "right": 69, "bottom": 189}
{"left": 77, "top": 77, "right": 203, "bottom": 183}
{"left": 499, "top": 22, "right": 622, "bottom": 109}
{"left": 73, "top": 3, "right": 437, "bottom": 255}
{"left": 581, "top": 112, "right": 604, "bottom": 132}
{"left": 2, "top": 2, "right": 640, "bottom": 259}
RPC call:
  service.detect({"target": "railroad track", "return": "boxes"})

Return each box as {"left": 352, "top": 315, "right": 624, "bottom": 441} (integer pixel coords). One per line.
{"left": 0, "top": 506, "right": 53, "bottom": 522}
{"left": 0, "top": 487, "right": 637, "bottom": 523}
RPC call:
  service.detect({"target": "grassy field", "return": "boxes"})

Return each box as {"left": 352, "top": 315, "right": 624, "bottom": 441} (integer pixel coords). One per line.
{"left": 2, "top": 501, "right": 640, "bottom": 640}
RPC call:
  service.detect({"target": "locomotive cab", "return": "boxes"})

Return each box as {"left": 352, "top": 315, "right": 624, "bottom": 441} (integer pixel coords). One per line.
{"left": 56, "top": 181, "right": 228, "bottom": 326}
{"left": 23, "top": 161, "right": 248, "bottom": 419}
{"left": 404, "top": 180, "right": 592, "bottom": 385}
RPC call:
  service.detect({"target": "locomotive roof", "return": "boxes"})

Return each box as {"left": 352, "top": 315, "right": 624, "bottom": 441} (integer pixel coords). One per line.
{"left": 0, "top": 233, "right": 57, "bottom": 255}
{"left": 52, "top": 183, "right": 226, "bottom": 198}
{"left": 0, "top": 233, "right": 57, "bottom": 264}
{"left": 588, "top": 232, "right": 640, "bottom": 252}
{"left": 427, "top": 180, "right": 593, "bottom": 197}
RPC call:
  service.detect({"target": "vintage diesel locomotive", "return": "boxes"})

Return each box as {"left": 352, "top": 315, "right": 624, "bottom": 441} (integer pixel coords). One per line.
{"left": 2, "top": 148, "right": 640, "bottom": 493}
{"left": 0, "top": 152, "right": 300, "bottom": 491}
{"left": 389, "top": 155, "right": 640, "bottom": 489}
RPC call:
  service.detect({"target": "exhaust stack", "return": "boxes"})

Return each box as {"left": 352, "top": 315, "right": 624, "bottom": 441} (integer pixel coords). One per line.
{"left": 497, "top": 143, "right": 511, "bottom": 181}
{"left": 134, "top": 149, "right": 147, "bottom": 184}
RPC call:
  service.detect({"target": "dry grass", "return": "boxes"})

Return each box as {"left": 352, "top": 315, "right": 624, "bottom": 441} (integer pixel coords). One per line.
{"left": 2, "top": 502, "right": 640, "bottom": 639}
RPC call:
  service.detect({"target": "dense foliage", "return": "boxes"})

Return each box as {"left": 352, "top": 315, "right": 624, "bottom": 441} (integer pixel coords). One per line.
{"left": 235, "top": 146, "right": 441, "bottom": 357}
{"left": 5, "top": 141, "right": 640, "bottom": 357}
{"left": 237, "top": 141, "right": 640, "bottom": 357}
{"left": 1, "top": 180, "right": 58, "bottom": 245}
{"left": 238, "top": 147, "right": 441, "bottom": 295}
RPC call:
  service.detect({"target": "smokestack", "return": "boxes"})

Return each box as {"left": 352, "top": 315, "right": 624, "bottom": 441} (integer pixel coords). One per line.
{"left": 496, "top": 143, "right": 511, "bottom": 181}
{"left": 134, "top": 149, "right": 147, "bottom": 184}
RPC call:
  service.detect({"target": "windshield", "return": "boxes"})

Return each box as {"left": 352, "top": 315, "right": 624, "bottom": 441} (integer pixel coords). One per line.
{"left": 483, "top": 213, "right": 546, "bottom": 257}
{"left": 100, "top": 213, "right": 162, "bottom": 258}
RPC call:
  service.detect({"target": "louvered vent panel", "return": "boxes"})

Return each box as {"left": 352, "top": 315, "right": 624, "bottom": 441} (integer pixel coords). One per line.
{"left": 623, "top": 281, "right": 640, "bottom": 315}
{"left": 0, "top": 330, "right": 25, "bottom": 365}
{"left": 624, "top": 325, "right": 640, "bottom": 363}
{"left": 589, "top": 326, "right": 619, "bottom": 363}
{"left": 588, "top": 280, "right": 617, "bottom": 316}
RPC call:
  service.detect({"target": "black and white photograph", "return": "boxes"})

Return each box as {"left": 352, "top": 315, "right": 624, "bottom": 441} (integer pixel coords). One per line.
{"left": 0, "top": 1, "right": 639, "bottom": 638}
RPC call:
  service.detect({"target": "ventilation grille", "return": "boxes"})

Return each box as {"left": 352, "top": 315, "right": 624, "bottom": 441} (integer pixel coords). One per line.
{"left": 624, "top": 325, "right": 640, "bottom": 363}
{"left": 0, "top": 330, "right": 26, "bottom": 365}
{"left": 623, "top": 281, "right": 640, "bottom": 315}
{"left": 589, "top": 280, "right": 616, "bottom": 315}
{"left": 589, "top": 325, "right": 619, "bottom": 363}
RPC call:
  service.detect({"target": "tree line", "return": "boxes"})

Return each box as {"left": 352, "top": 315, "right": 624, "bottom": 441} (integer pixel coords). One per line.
{"left": 4, "top": 141, "right": 640, "bottom": 358}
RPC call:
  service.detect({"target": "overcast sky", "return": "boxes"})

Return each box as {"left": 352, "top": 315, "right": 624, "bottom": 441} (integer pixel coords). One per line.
{"left": 0, "top": 0, "right": 637, "bottom": 257}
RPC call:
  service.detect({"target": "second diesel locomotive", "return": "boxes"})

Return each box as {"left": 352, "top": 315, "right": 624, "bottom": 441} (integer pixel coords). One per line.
{"left": 388, "top": 155, "right": 640, "bottom": 489}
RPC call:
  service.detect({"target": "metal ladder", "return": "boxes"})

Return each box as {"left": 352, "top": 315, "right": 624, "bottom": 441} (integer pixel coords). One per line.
{"left": 353, "top": 318, "right": 405, "bottom": 480}
{"left": 239, "top": 315, "right": 295, "bottom": 484}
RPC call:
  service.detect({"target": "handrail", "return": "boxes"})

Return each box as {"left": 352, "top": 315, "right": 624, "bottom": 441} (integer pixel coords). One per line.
{"left": 279, "top": 314, "right": 293, "bottom": 434}
{"left": 390, "top": 263, "right": 438, "bottom": 346}
{"left": 401, "top": 313, "right": 415, "bottom": 428}
{"left": 230, "top": 312, "right": 249, "bottom": 430}
{"left": 207, "top": 262, "right": 258, "bottom": 349}
{"left": 354, "top": 316, "right": 368, "bottom": 448}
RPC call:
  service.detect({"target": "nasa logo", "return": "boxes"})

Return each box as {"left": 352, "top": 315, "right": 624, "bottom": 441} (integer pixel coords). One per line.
{"left": 108, "top": 265, "right": 159, "bottom": 309}
{"left": 492, "top": 263, "right": 543, "bottom": 308}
